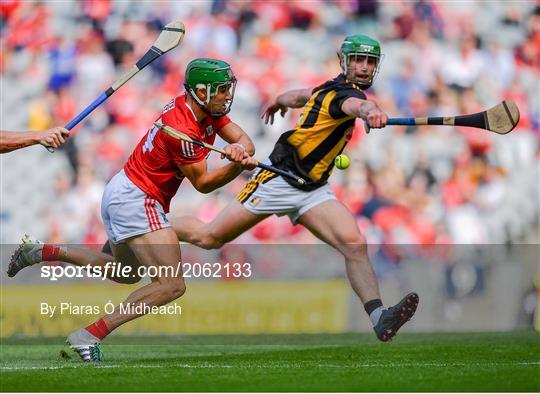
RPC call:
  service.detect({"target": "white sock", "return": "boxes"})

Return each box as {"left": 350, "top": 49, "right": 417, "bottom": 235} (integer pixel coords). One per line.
{"left": 369, "top": 306, "right": 385, "bottom": 326}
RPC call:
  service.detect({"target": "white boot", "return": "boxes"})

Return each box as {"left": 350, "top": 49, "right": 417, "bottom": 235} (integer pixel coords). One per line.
{"left": 7, "top": 234, "right": 44, "bottom": 277}
{"left": 66, "top": 329, "right": 104, "bottom": 362}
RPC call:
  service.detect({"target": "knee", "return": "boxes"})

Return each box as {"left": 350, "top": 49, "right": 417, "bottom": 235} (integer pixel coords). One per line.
{"left": 199, "top": 234, "right": 224, "bottom": 250}
{"left": 338, "top": 233, "right": 368, "bottom": 258}
{"left": 162, "top": 279, "right": 186, "bottom": 301}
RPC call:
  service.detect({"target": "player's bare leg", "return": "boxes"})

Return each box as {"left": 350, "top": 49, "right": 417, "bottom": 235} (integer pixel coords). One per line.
{"left": 7, "top": 235, "right": 142, "bottom": 284}
{"left": 67, "top": 228, "right": 185, "bottom": 361}
{"left": 297, "top": 199, "right": 418, "bottom": 342}
{"left": 173, "top": 200, "right": 268, "bottom": 249}
{"left": 104, "top": 228, "right": 185, "bottom": 330}
{"left": 296, "top": 199, "right": 380, "bottom": 303}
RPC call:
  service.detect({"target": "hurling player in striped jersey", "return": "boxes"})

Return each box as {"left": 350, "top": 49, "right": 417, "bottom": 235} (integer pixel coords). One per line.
{"left": 171, "top": 36, "right": 419, "bottom": 343}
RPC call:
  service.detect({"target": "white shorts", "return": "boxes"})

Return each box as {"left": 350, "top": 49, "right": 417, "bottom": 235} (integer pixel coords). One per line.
{"left": 101, "top": 170, "right": 170, "bottom": 244}
{"left": 236, "top": 167, "right": 336, "bottom": 224}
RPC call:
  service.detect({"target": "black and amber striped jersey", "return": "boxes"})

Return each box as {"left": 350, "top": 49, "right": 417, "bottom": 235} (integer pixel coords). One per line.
{"left": 269, "top": 74, "right": 366, "bottom": 191}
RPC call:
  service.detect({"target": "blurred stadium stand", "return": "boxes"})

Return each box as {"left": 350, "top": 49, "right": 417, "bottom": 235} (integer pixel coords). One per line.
{"left": 1, "top": 0, "right": 539, "bottom": 335}
{"left": 1, "top": 1, "right": 538, "bottom": 245}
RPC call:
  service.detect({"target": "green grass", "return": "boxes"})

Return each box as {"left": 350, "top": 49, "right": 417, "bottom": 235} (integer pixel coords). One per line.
{"left": 1, "top": 332, "right": 539, "bottom": 392}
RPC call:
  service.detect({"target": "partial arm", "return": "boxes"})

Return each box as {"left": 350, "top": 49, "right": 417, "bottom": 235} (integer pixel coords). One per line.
{"left": 179, "top": 159, "right": 253, "bottom": 194}
{"left": 341, "top": 97, "right": 388, "bottom": 128}
{"left": 218, "top": 121, "right": 255, "bottom": 156}
{"left": 0, "top": 127, "right": 69, "bottom": 154}
{"left": 261, "top": 88, "right": 313, "bottom": 125}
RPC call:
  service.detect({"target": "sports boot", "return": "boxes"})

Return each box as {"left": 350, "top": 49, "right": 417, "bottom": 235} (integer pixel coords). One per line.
{"left": 374, "top": 292, "right": 419, "bottom": 342}
{"left": 66, "top": 329, "right": 104, "bottom": 362}
{"left": 7, "top": 234, "right": 44, "bottom": 277}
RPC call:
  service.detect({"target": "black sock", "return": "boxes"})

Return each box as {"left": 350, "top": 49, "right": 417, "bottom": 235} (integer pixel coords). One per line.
{"left": 364, "top": 299, "right": 383, "bottom": 315}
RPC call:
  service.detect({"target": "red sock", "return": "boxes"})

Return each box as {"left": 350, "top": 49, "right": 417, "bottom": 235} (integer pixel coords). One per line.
{"left": 85, "top": 318, "right": 111, "bottom": 340}
{"left": 42, "top": 244, "right": 62, "bottom": 261}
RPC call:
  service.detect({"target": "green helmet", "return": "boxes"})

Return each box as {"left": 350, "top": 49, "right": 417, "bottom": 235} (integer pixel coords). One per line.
{"left": 184, "top": 58, "right": 237, "bottom": 117}
{"left": 340, "top": 35, "right": 383, "bottom": 87}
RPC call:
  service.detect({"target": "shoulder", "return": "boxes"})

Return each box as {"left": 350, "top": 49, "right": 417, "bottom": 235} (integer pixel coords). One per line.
{"left": 163, "top": 95, "right": 193, "bottom": 116}
{"left": 210, "top": 114, "right": 232, "bottom": 130}
{"left": 312, "top": 75, "right": 342, "bottom": 93}
{"left": 334, "top": 81, "right": 366, "bottom": 100}
{"left": 313, "top": 74, "right": 366, "bottom": 99}
{"left": 335, "top": 75, "right": 366, "bottom": 97}
{"left": 162, "top": 95, "right": 198, "bottom": 131}
{"left": 326, "top": 77, "right": 367, "bottom": 118}
{"left": 162, "top": 95, "right": 185, "bottom": 115}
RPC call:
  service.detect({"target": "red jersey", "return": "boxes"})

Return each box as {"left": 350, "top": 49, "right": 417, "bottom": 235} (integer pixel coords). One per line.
{"left": 124, "top": 94, "right": 231, "bottom": 212}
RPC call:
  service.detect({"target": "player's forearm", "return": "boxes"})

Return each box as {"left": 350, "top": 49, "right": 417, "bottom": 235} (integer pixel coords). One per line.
{"left": 0, "top": 131, "right": 39, "bottom": 153}
{"left": 219, "top": 123, "right": 256, "bottom": 156}
{"left": 234, "top": 135, "right": 255, "bottom": 156}
{"left": 276, "top": 89, "right": 311, "bottom": 108}
{"left": 224, "top": 134, "right": 255, "bottom": 156}
{"left": 196, "top": 163, "right": 244, "bottom": 194}
{"left": 342, "top": 98, "right": 380, "bottom": 119}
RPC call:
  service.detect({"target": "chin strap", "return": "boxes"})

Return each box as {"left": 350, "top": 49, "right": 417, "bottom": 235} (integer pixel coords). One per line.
{"left": 185, "top": 88, "right": 213, "bottom": 117}
{"left": 185, "top": 86, "right": 231, "bottom": 118}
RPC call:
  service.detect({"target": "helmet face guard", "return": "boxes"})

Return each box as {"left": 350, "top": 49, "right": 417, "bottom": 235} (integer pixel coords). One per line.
{"left": 193, "top": 77, "right": 237, "bottom": 117}
{"left": 340, "top": 35, "right": 383, "bottom": 88}
{"left": 184, "top": 58, "right": 237, "bottom": 117}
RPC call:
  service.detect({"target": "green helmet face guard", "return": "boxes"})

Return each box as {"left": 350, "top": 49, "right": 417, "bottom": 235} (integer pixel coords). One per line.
{"left": 340, "top": 35, "right": 383, "bottom": 88}
{"left": 184, "top": 58, "right": 237, "bottom": 117}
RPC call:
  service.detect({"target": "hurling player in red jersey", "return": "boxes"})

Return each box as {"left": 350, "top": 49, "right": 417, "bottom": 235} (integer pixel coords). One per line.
{"left": 8, "top": 58, "right": 257, "bottom": 361}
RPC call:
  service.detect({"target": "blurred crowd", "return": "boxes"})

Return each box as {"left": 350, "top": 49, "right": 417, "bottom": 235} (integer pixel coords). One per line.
{"left": 1, "top": 0, "right": 539, "bottom": 248}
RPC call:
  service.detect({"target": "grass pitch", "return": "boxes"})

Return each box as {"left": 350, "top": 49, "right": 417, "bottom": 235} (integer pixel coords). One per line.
{"left": 1, "top": 332, "right": 538, "bottom": 392}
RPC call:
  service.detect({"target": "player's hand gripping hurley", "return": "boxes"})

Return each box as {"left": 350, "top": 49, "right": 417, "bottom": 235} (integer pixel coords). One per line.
{"left": 47, "top": 21, "right": 185, "bottom": 152}
{"left": 365, "top": 100, "right": 520, "bottom": 134}
{"left": 154, "top": 121, "right": 306, "bottom": 186}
